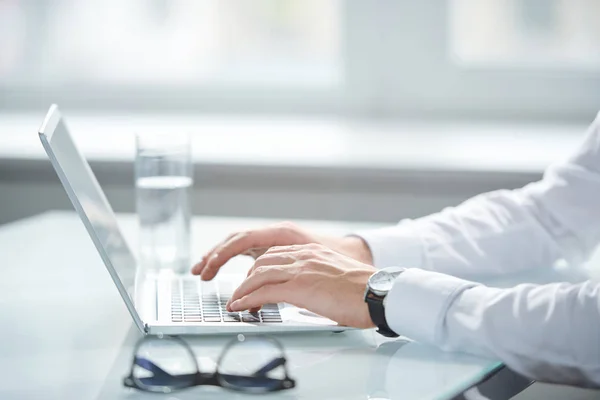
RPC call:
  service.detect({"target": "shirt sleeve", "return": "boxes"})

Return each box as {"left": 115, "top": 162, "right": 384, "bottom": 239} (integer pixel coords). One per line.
{"left": 356, "top": 112, "right": 600, "bottom": 278}
{"left": 386, "top": 268, "right": 600, "bottom": 387}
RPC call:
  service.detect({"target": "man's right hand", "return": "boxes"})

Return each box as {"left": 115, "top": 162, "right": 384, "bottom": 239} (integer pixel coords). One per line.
{"left": 190, "top": 221, "right": 373, "bottom": 280}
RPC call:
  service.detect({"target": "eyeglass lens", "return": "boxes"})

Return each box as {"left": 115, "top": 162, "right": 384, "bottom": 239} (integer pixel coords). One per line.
{"left": 132, "top": 337, "right": 197, "bottom": 392}
{"left": 218, "top": 336, "right": 289, "bottom": 391}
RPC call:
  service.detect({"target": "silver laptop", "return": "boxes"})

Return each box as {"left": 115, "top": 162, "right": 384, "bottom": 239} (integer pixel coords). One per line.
{"left": 38, "top": 104, "right": 345, "bottom": 335}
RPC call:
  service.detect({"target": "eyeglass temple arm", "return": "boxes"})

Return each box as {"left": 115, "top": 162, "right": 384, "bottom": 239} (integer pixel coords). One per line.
{"left": 252, "top": 356, "right": 286, "bottom": 377}
{"left": 134, "top": 356, "right": 174, "bottom": 379}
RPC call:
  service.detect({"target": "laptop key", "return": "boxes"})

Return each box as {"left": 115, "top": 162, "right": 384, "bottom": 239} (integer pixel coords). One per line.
{"left": 260, "top": 310, "right": 280, "bottom": 315}
{"left": 261, "top": 314, "right": 282, "bottom": 319}
{"left": 261, "top": 315, "right": 282, "bottom": 321}
{"left": 203, "top": 316, "right": 222, "bottom": 322}
{"left": 262, "top": 312, "right": 282, "bottom": 318}
{"left": 241, "top": 312, "right": 260, "bottom": 323}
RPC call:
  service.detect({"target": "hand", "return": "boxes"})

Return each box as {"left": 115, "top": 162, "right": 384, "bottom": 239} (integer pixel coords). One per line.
{"left": 226, "top": 243, "right": 377, "bottom": 329}
{"left": 191, "top": 221, "right": 373, "bottom": 280}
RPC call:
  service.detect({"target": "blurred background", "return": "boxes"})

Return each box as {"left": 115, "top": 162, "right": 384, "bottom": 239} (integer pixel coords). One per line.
{"left": 0, "top": 0, "right": 599, "bottom": 225}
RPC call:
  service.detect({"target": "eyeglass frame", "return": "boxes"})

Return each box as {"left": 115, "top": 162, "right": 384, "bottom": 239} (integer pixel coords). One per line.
{"left": 123, "top": 334, "right": 296, "bottom": 394}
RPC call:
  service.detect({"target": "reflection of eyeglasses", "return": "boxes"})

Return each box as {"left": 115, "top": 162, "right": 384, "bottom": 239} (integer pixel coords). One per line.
{"left": 123, "top": 334, "right": 296, "bottom": 394}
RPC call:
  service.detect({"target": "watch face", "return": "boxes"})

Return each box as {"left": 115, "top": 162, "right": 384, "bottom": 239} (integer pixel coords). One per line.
{"left": 368, "top": 267, "right": 404, "bottom": 296}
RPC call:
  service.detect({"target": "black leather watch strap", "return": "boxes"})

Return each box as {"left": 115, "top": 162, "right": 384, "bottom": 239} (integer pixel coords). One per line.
{"left": 365, "top": 293, "right": 399, "bottom": 338}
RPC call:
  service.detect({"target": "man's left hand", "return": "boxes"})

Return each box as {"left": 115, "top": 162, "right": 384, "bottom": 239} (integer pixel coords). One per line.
{"left": 226, "top": 243, "right": 377, "bottom": 329}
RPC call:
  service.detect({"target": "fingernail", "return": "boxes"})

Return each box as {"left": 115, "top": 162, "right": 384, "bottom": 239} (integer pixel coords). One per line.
{"left": 229, "top": 300, "right": 240, "bottom": 310}
{"left": 211, "top": 253, "right": 219, "bottom": 259}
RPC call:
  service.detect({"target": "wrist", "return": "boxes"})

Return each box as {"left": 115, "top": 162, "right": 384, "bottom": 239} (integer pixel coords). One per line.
{"left": 341, "top": 236, "right": 374, "bottom": 265}
{"left": 364, "top": 267, "right": 404, "bottom": 337}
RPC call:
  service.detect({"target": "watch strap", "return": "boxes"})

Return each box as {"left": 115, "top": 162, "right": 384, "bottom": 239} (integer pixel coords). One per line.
{"left": 365, "top": 294, "right": 399, "bottom": 338}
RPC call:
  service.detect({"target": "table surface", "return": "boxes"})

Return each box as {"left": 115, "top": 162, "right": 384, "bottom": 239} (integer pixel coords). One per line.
{"left": 0, "top": 212, "right": 505, "bottom": 400}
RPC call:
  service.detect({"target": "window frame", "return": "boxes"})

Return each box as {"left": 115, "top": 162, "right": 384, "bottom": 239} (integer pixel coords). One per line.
{"left": 344, "top": 1, "right": 600, "bottom": 121}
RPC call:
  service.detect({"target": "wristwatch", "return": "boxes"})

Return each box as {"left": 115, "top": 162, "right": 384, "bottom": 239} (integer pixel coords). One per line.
{"left": 364, "top": 267, "right": 405, "bottom": 337}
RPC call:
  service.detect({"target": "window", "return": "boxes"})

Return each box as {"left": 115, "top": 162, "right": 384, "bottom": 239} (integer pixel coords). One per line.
{"left": 451, "top": 0, "right": 600, "bottom": 69}
{"left": 1, "top": 1, "right": 599, "bottom": 120}
{"left": 0, "top": 0, "right": 342, "bottom": 112}
{"left": 1, "top": 0, "right": 340, "bottom": 86}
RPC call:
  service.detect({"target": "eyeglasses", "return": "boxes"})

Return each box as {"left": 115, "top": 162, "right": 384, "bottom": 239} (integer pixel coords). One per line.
{"left": 123, "top": 334, "right": 296, "bottom": 394}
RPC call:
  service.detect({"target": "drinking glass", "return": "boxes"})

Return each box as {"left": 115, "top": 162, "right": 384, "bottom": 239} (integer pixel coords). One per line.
{"left": 135, "top": 132, "right": 192, "bottom": 274}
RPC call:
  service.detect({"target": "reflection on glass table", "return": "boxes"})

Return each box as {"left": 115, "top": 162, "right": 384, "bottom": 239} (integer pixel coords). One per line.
{"left": 108, "top": 329, "right": 507, "bottom": 400}
{"left": 124, "top": 334, "right": 295, "bottom": 394}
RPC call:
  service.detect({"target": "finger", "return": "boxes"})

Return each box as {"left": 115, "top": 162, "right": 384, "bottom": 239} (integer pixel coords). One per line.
{"left": 190, "top": 256, "right": 206, "bottom": 275}
{"left": 200, "top": 226, "right": 294, "bottom": 281}
{"left": 263, "top": 244, "right": 306, "bottom": 255}
{"left": 246, "top": 253, "right": 294, "bottom": 277}
{"left": 199, "top": 232, "right": 248, "bottom": 280}
{"left": 191, "top": 233, "right": 236, "bottom": 275}
{"left": 245, "top": 243, "right": 316, "bottom": 277}
{"left": 248, "top": 306, "right": 262, "bottom": 313}
{"left": 241, "top": 248, "right": 267, "bottom": 259}
{"left": 227, "top": 266, "right": 292, "bottom": 310}
{"left": 229, "top": 282, "right": 295, "bottom": 312}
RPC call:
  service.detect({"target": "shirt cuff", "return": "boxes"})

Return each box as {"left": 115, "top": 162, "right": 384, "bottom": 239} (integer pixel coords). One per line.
{"left": 353, "top": 220, "right": 424, "bottom": 269}
{"left": 385, "top": 268, "right": 479, "bottom": 345}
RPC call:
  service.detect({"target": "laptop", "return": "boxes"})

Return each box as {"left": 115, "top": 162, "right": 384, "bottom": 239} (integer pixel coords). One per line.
{"left": 38, "top": 104, "right": 345, "bottom": 335}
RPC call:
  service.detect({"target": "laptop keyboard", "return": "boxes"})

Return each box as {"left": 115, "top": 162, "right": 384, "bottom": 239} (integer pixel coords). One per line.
{"left": 170, "top": 279, "right": 282, "bottom": 323}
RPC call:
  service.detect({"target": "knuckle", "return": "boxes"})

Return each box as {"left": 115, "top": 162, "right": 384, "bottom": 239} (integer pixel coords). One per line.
{"left": 267, "top": 245, "right": 290, "bottom": 254}
{"left": 297, "top": 249, "right": 313, "bottom": 260}
{"left": 285, "top": 244, "right": 304, "bottom": 253}
{"left": 276, "top": 221, "right": 300, "bottom": 236}
{"left": 296, "top": 243, "right": 322, "bottom": 257}
{"left": 236, "top": 230, "right": 251, "bottom": 240}
{"left": 264, "top": 246, "right": 279, "bottom": 255}
{"left": 254, "top": 253, "right": 269, "bottom": 263}
{"left": 277, "top": 220, "right": 297, "bottom": 230}
{"left": 303, "top": 242, "right": 322, "bottom": 251}
{"left": 253, "top": 266, "right": 267, "bottom": 275}
{"left": 316, "top": 243, "right": 329, "bottom": 251}
{"left": 254, "top": 254, "right": 276, "bottom": 267}
{"left": 222, "top": 232, "right": 244, "bottom": 249}
{"left": 265, "top": 265, "right": 284, "bottom": 276}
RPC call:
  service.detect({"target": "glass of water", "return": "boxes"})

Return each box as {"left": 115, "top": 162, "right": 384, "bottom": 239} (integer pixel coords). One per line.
{"left": 135, "top": 132, "right": 192, "bottom": 274}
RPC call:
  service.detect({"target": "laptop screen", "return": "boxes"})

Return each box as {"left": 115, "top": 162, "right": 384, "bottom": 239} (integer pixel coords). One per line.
{"left": 38, "top": 107, "right": 139, "bottom": 324}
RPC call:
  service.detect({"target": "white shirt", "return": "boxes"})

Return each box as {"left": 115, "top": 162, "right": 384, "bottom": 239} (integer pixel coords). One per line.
{"left": 357, "top": 112, "right": 600, "bottom": 387}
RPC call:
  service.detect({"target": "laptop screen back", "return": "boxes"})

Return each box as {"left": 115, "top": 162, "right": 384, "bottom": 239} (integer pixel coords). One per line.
{"left": 38, "top": 106, "right": 142, "bottom": 329}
